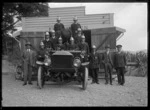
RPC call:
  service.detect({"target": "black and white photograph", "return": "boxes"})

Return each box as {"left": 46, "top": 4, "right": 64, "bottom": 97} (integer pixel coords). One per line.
{"left": 2, "top": 2, "right": 147, "bottom": 107}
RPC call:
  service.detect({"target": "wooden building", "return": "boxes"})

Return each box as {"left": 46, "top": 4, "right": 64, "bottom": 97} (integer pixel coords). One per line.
{"left": 20, "top": 6, "right": 126, "bottom": 52}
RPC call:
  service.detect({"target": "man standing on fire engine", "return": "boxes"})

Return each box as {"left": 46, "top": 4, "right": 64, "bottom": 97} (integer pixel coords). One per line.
{"left": 74, "top": 28, "right": 83, "bottom": 45}
{"left": 54, "top": 16, "right": 65, "bottom": 38}
{"left": 71, "top": 16, "right": 82, "bottom": 38}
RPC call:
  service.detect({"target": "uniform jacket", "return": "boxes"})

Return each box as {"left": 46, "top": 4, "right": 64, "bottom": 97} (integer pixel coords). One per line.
{"left": 22, "top": 49, "right": 36, "bottom": 66}
{"left": 74, "top": 34, "right": 82, "bottom": 44}
{"left": 37, "top": 48, "right": 46, "bottom": 58}
{"left": 68, "top": 43, "right": 79, "bottom": 50}
{"left": 102, "top": 51, "right": 113, "bottom": 67}
{"left": 56, "top": 44, "right": 66, "bottom": 50}
{"left": 42, "top": 39, "right": 54, "bottom": 50}
{"left": 78, "top": 42, "right": 90, "bottom": 55}
{"left": 114, "top": 51, "right": 127, "bottom": 68}
{"left": 54, "top": 23, "right": 65, "bottom": 32}
{"left": 71, "top": 23, "right": 81, "bottom": 36}
{"left": 89, "top": 52, "right": 100, "bottom": 69}
{"left": 50, "top": 37, "right": 58, "bottom": 50}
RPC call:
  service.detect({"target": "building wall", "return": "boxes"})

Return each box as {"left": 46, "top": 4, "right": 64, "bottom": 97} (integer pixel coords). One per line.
{"left": 22, "top": 6, "right": 114, "bottom": 32}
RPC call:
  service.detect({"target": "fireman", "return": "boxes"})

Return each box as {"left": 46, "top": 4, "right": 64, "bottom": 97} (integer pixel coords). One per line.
{"left": 37, "top": 41, "right": 46, "bottom": 58}
{"left": 56, "top": 37, "right": 66, "bottom": 50}
{"left": 42, "top": 32, "right": 54, "bottom": 51}
{"left": 71, "top": 16, "right": 82, "bottom": 38}
{"left": 54, "top": 16, "right": 65, "bottom": 38}
{"left": 89, "top": 45, "right": 100, "bottom": 84}
{"left": 68, "top": 36, "right": 79, "bottom": 51}
{"left": 74, "top": 28, "right": 82, "bottom": 45}
{"left": 78, "top": 34, "right": 90, "bottom": 61}
{"left": 50, "top": 30, "right": 58, "bottom": 50}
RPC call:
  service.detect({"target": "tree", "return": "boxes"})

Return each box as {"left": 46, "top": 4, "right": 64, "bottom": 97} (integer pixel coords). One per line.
{"left": 2, "top": 3, "right": 49, "bottom": 34}
{"left": 2, "top": 2, "right": 49, "bottom": 55}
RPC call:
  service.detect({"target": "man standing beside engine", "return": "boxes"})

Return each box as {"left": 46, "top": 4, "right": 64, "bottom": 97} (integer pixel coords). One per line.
{"left": 114, "top": 45, "right": 127, "bottom": 86}
{"left": 102, "top": 45, "right": 114, "bottom": 85}
{"left": 22, "top": 41, "right": 36, "bottom": 86}
{"left": 89, "top": 45, "right": 100, "bottom": 84}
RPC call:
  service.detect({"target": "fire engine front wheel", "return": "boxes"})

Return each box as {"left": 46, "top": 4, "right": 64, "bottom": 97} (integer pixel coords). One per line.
{"left": 82, "top": 67, "right": 88, "bottom": 90}
{"left": 37, "top": 66, "right": 45, "bottom": 89}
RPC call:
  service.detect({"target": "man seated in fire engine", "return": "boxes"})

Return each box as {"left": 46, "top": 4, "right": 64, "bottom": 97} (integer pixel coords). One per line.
{"left": 56, "top": 37, "right": 66, "bottom": 50}
{"left": 42, "top": 32, "right": 55, "bottom": 51}
{"left": 50, "top": 30, "right": 58, "bottom": 50}
{"left": 68, "top": 36, "right": 79, "bottom": 51}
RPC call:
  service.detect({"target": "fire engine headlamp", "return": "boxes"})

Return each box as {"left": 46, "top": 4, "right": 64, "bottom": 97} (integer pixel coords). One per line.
{"left": 73, "top": 57, "right": 81, "bottom": 67}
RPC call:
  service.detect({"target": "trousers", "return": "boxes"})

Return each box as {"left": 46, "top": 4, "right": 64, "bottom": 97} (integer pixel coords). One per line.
{"left": 116, "top": 67, "right": 125, "bottom": 85}
{"left": 91, "top": 68, "right": 99, "bottom": 83}
{"left": 104, "top": 63, "right": 112, "bottom": 84}
{"left": 23, "top": 62, "right": 32, "bottom": 83}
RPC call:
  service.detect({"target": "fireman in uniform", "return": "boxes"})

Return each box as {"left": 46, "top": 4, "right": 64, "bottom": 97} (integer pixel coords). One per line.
{"left": 56, "top": 37, "right": 66, "bottom": 50}
{"left": 71, "top": 16, "right": 82, "bottom": 38}
{"left": 74, "top": 28, "right": 82, "bottom": 45}
{"left": 102, "top": 45, "right": 114, "bottom": 85}
{"left": 68, "top": 36, "right": 79, "bottom": 50}
{"left": 89, "top": 45, "right": 100, "bottom": 84}
{"left": 50, "top": 30, "right": 58, "bottom": 50}
{"left": 42, "top": 32, "right": 55, "bottom": 51}
{"left": 37, "top": 41, "right": 46, "bottom": 58}
{"left": 78, "top": 35, "right": 90, "bottom": 62}
{"left": 54, "top": 16, "right": 65, "bottom": 38}
{"left": 114, "top": 45, "right": 127, "bottom": 86}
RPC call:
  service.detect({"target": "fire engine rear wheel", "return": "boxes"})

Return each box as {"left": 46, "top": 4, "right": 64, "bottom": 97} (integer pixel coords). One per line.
{"left": 82, "top": 67, "right": 88, "bottom": 90}
{"left": 38, "top": 66, "right": 45, "bottom": 89}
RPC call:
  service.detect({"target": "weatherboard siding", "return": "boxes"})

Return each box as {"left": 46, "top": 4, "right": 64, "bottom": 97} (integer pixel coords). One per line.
{"left": 22, "top": 6, "right": 114, "bottom": 32}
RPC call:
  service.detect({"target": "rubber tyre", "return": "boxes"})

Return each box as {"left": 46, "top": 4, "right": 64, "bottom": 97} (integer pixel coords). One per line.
{"left": 82, "top": 67, "right": 88, "bottom": 90}
{"left": 15, "top": 66, "right": 22, "bottom": 80}
{"left": 38, "top": 66, "right": 44, "bottom": 89}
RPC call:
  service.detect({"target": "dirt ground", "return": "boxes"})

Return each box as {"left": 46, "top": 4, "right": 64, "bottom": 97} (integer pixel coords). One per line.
{"left": 2, "top": 60, "right": 148, "bottom": 107}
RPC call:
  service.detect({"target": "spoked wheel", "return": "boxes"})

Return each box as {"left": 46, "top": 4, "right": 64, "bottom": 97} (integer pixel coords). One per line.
{"left": 137, "top": 63, "right": 146, "bottom": 77}
{"left": 37, "top": 66, "right": 45, "bottom": 89}
{"left": 82, "top": 67, "right": 89, "bottom": 90}
{"left": 15, "top": 66, "right": 23, "bottom": 80}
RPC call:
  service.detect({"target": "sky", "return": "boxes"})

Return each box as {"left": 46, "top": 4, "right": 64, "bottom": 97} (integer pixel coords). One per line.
{"left": 49, "top": 3, "right": 147, "bottom": 51}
